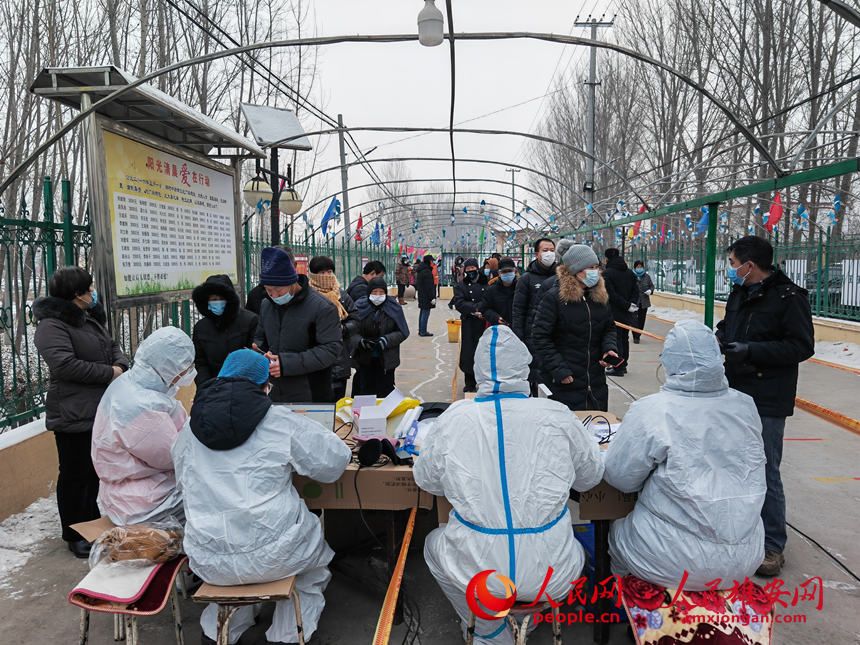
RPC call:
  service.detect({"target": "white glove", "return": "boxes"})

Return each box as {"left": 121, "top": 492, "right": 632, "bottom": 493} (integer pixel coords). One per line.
{"left": 431, "top": 299, "right": 437, "bottom": 306}
{"left": 628, "top": 303, "right": 639, "bottom": 313}
{"left": 645, "top": 289, "right": 652, "bottom": 295}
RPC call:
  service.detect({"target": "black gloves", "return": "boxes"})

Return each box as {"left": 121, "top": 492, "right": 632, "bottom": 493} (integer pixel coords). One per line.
{"left": 724, "top": 342, "right": 750, "bottom": 362}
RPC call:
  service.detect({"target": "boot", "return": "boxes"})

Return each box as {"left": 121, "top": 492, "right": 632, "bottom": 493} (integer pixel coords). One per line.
{"left": 67, "top": 539, "right": 92, "bottom": 559}
{"left": 398, "top": 297, "right": 406, "bottom": 305}
{"left": 756, "top": 550, "right": 785, "bottom": 577}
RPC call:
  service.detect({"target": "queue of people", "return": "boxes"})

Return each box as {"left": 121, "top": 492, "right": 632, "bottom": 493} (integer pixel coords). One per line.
{"left": 30, "top": 234, "right": 813, "bottom": 643}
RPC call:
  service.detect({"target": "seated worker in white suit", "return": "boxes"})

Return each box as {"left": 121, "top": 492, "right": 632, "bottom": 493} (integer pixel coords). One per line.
{"left": 172, "top": 349, "right": 351, "bottom": 644}
{"left": 414, "top": 325, "right": 604, "bottom": 644}
{"left": 604, "top": 320, "right": 767, "bottom": 590}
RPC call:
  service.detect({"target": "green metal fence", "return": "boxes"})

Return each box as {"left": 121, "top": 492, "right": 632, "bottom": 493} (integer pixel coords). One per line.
{"left": 625, "top": 234, "right": 860, "bottom": 321}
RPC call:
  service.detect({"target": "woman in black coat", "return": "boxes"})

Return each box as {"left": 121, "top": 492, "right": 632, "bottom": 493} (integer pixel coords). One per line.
{"left": 479, "top": 257, "right": 519, "bottom": 326}
{"left": 192, "top": 274, "right": 258, "bottom": 385}
{"left": 532, "top": 245, "right": 619, "bottom": 411}
{"left": 352, "top": 278, "right": 410, "bottom": 396}
{"left": 33, "top": 267, "right": 129, "bottom": 557}
{"left": 415, "top": 255, "right": 437, "bottom": 336}
{"left": 451, "top": 258, "right": 486, "bottom": 392}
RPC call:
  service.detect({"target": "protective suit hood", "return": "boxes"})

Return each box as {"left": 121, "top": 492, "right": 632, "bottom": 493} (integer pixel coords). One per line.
{"left": 132, "top": 326, "right": 195, "bottom": 392}
{"left": 661, "top": 320, "right": 728, "bottom": 395}
{"left": 190, "top": 378, "right": 272, "bottom": 450}
{"left": 474, "top": 325, "right": 531, "bottom": 398}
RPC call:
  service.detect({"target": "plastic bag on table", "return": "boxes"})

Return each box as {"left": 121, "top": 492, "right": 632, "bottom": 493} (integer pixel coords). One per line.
{"left": 88, "top": 519, "right": 183, "bottom": 570}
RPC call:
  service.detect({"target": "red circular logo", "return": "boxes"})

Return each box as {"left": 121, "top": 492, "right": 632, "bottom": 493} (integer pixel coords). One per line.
{"left": 466, "top": 570, "right": 517, "bottom": 620}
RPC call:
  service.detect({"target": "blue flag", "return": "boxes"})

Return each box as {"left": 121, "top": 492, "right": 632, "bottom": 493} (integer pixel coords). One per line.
{"left": 321, "top": 197, "right": 339, "bottom": 236}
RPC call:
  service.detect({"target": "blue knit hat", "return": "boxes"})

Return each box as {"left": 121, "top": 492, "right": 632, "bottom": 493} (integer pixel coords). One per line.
{"left": 218, "top": 349, "right": 270, "bottom": 384}
{"left": 260, "top": 247, "right": 298, "bottom": 286}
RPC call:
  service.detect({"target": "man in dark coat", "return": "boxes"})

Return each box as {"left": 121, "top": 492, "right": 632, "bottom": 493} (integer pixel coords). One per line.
{"left": 532, "top": 245, "right": 619, "bottom": 411}
{"left": 33, "top": 266, "right": 129, "bottom": 557}
{"left": 715, "top": 235, "right": 814, "bottom": 577}
{"left": 415, "top": 255, "right": 437, "bottom": 336}
{"left": 192, "top": 275, "right": 258, "bottom": 385}
{"left": 513, "top": 238, "right": 557, "bottom": 394}
{"left": 346, "top": 260, "right": 386, "bottom": 303}
{"left": 479, "top": 257, "right": 519, "bottom": 326}
{"left": 601, "top": 248, "right": 639, "bottom": 376}
{"left": 252, "top": 247, "right": 343, "bottom": 403}
{"left": 451, "top": 258, "right": 486, "bottom": 392}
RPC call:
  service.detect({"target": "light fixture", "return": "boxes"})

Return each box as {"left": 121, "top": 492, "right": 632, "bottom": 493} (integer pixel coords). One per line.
{"left": 243, "top": 175, "right": 270, "bottom": 208}
{"left": 281, "top": 187, "right": 303, "bottom": 216}
{"left": 417, "top": 0, "right": 444, "bottom": 47}
{"left": 583, "top": 181, "right": 595, "bottom": 193}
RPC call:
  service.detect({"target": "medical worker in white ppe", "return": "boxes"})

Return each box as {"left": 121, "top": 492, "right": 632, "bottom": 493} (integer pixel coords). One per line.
{"left": 92, "top": 326, "right": 195, "bottom": 525}
{"left": 415, "top": 325, "right": 604, "bottom": 644}
{"left": 172, "top": 349, "right": 351, "bottom": 644}
{"left": 604, "top": 320, "right": 767, "bottom": 589}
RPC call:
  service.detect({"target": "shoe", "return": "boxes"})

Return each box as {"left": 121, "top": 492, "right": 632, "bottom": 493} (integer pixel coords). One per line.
{"left": 67, "top": 539, "right": 92, "bottom": 559}
{"left": 398, "top": 298, "right": 406, "bottom": 305}
{"left": 756, "top": 550, "right": 785, "bottom": 577}
{"left": 418, "top": 332, "right": 434, "bottom": 337}
{"left": 633, "top": 337, "right": 640, "bottom": 344}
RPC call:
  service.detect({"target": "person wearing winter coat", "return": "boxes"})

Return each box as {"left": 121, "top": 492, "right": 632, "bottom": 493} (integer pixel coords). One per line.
{"left": 307, "top": 255, "right": 360, "bottom": 401}
{"left": 33, "top": 267, "right": 129, "bottom": 558}
{"left": 451, "top": 258, "right": 486, "bottom": 392}
{"left": 604, "top": 321, "right": 767, "bottom": 589}
{"left": 415, "top": 326, "right": 604, "bottom": 645}
{"left": 191, "top": 275, "right": 258, "bottom": 385}
{"left": 532, "top": 245, "right": 619, "bottom": 411}
{"left": 173, "top": 349, "right": 351, "bottom": 645}
{"left": 394, "top": 255, "right": 411, "bottom": 305}
{"left": 528, "top": 238, "right": 575, "bottom": 333}
{"left": 351, "top": 277, "right": 410, "bottom": 396}
{"left": 415, "top": 255, "right": 437, "bottom": 336}
{"left": 346, "top": 260, "right": 386, "bottom": 303}
{"left": 512, "top": 238, "right": 557, "bottom": 394}
{"left": 479, "top": 257, "right": 518, "bottom": 326}
{"left": 631, "top": 260, "right": 654, "bottom": 344}
{"left": 715, "top": 235, "right": 814, "bottom": 577}
{"left": 92, "top": 327, "right": 195, "bottom": 526}
{"left": 601, "top": 248, "right": 639, "bottom": 376}
{"left": 252, "top": 247, "right": 343, "bottom": 403}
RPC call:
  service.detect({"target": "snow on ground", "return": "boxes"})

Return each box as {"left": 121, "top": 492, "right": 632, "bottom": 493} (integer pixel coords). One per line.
{"left": 0, "top": 494, "right": 58, "bottom": 590}
{"left": 646, "top": 304, "right": 860, "bottom": 369}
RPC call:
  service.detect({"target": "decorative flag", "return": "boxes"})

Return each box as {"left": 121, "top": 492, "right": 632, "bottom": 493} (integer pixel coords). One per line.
{"left": 320, "top": 197, "right": 339, "bottom": 236}
{"left": 371, "top": 221, "right": 381, "bottom": 245}
{"left": 684, "top": 212, "right": 692, "bottom": 230}
{"left": 637, "top": 203, "right": 648, "bottom": 214}
{"left": 766, "top": 193, "right": 783, "bottom": 232}
{"left": 695, "top": 207, "right": 709, "bottom": 236}
{"left": 354, "top": 213, "right": 364, "bottom": 241}
{"left": 386, "top": 226, "right": 392, "bottom": 248}
{"left": 660, "top": 217, "right": 666, "bottom": 243}
{"left": 479, "top": 228, "right": 485, "bottom": 245}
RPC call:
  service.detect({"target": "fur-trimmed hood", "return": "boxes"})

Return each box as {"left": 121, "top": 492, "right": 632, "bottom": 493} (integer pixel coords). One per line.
{"left": 556, "top": 265, "right": 609, "bottom": 305}
{"left": 33, "top": 295, "right": 107, "bottom": 327}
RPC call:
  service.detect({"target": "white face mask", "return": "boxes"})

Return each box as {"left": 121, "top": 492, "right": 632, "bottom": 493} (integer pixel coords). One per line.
{"left": 177, "top": 367, "right": 196, "bottom": 387}
{"left": 369, "top": 294, "right": 386, "bottom": 306}
{"left": 540, "top": 251, "right": 556, "bottom": 267}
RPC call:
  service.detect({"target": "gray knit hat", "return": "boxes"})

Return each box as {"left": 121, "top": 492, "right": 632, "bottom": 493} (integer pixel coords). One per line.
{"left": 555, "top": 238, "right": 575, "bottom": 263}
{"left": 562, "top": 244, "right": 599, "bottom": 274}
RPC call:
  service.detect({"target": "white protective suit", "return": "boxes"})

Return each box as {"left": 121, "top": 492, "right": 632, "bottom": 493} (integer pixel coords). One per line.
{"left": 172, "top": 386, "right": 352, "bottom": 644}
{"left": 92, "top": 326, "right": 194, "bottom": 525}
{"left": 414, "top": 325, "right": 604, "bottom": 644}
{"left": 604, "top": 320, "right": 766, "bottom": 590}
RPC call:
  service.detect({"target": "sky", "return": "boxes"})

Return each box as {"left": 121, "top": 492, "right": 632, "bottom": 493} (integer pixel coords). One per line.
{"left": 295, "top": 0, "right": 618, "bottom": 239}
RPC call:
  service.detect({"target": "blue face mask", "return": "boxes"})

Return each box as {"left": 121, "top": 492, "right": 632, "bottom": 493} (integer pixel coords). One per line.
{"left": 500, "top": 272, "right": 516, "bottom": 284}
{"left": 634, "top": 268, "right": 645, "bottom": 276}
{"left": 272, "top": 291, "right": 294, "bottom": 305}
{"left": 208, "top": 300, "right": 227, "bottom": 316}
{"left": 583, "top": 269, "right": 600, "bottom": 288}
{"left": 727, "top": 264, "right": 749, "bottom": 286}
{"left": 79, "top": 289, "right": 98, "bottom": 308}
{"left": 484, "top": 268, "right": 491, "bottom": 276}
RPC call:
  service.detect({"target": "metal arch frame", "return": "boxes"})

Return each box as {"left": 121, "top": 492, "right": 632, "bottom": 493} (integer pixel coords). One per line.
{"left": 2, "top": 31, "right": 784, "bottom": 198}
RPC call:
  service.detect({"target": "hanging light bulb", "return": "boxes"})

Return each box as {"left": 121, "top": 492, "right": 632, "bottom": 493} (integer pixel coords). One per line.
{"left": 417, "top": 0, "right": 444, "bottom": 47}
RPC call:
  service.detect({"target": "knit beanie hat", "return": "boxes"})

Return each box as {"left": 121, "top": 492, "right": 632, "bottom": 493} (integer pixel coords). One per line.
{"left": 555, "top": 238, "right": 575, "bottom": 263}
{"left": 367, "top": 277, "right": 388, "bottom": 293}
{"left": 464, "top": 258, "right": 479, "bottom": 269}
{"left": 260, "top": 247, "right": 298, "bottom": 286}
{"left": 218, "top": 349, "right": 270, "bottom": 385}
{"left": 498, "top": 257, "right": 516, "bottom": 271}
{"left": 563, "top": 245, "right": 600, "bottom": 274}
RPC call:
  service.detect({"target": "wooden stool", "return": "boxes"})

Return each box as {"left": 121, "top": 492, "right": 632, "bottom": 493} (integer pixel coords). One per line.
{"left": 69, "top": 556, "right": 187, "bottom": 645}
{"left": 192, "top": 577, "right": 303, "bottom": 645}
{"left": 466, "top": 601, "right": 562, "bottom": 645}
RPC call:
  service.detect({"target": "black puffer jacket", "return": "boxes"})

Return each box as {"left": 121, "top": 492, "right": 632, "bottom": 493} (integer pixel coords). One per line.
{"left": 512, "top": 258, "right": 557, "bottom": 345}
{"left": 33, "top": 297, "right": 129, "bottom": 433}
{"left": 602, "top": 256, "right": 639, "bottom": 321}
{"left": 415, "top": 261, "right": 436, "bottom": 309}
{"left": 192, "top": 275, "right": 258, "bottom": 385}
{"left": 253, "top": 275, "right": 343, "bottom": 403}
{"left": 190, "top": 377, "right": 272, "bottom": 450}
{"left": 715, "top": 270, "right": 814, "bottom": 417}
{"left": 451, "top": 276, "right": 486, "bottom": 373}
{"left": 480, "top": 278, "right": 517, "bottom": 326}
{"left": 532, "top": 266, "right": 617, "bottom": 411}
